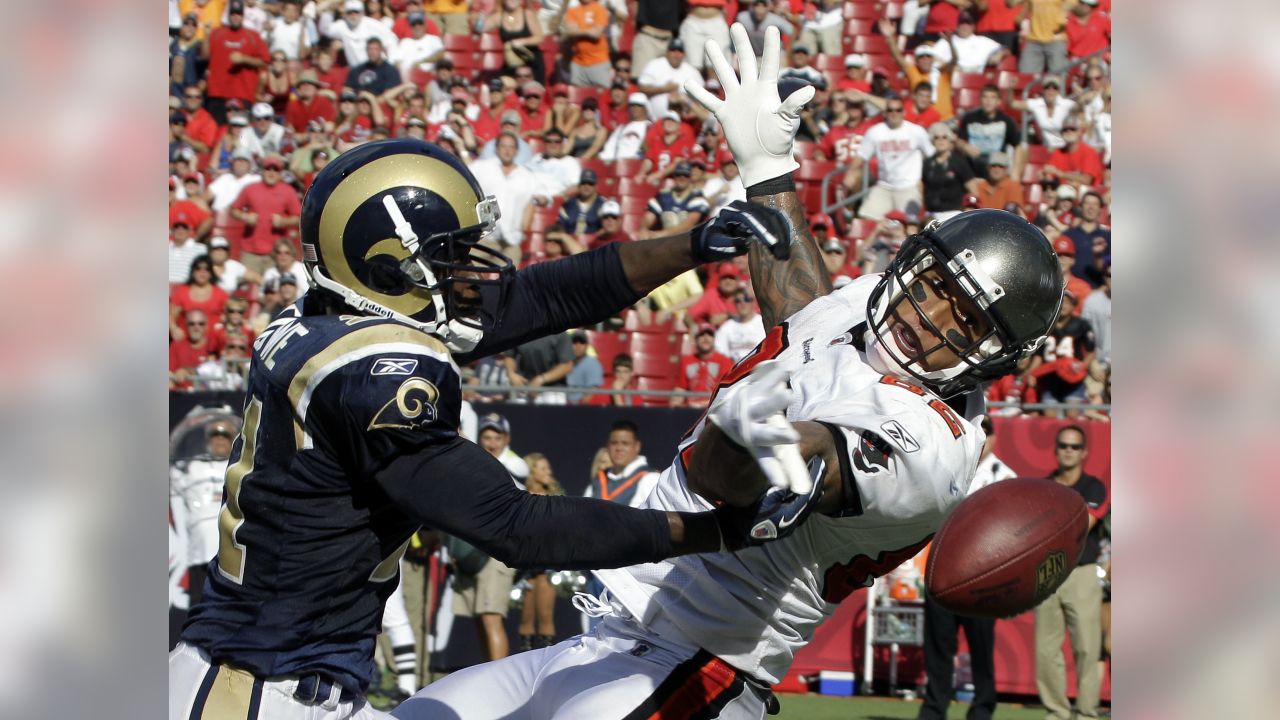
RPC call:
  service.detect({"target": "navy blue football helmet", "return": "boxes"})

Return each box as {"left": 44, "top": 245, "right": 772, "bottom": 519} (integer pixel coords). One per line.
{"left": 299, "top": 139, "right": 510, "bottom": 352}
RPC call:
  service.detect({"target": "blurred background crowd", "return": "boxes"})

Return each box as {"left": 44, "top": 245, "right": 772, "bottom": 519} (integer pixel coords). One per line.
{"left": 168, "top": 0, "right": 1112, "bottom": 417}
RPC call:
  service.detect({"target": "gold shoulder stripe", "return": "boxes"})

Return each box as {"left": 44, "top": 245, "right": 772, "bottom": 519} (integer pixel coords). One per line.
{"left": 287, "top": 323, "right": 450, "bottom": 415}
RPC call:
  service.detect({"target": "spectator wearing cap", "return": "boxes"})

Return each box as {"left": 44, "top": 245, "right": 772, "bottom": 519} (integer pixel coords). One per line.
{"left": 204, "top": 1, "right": 271, "bottom": 123}
{"left": 922, "top": 124, "right": 980, "bottom": 222}
{"left": 714, "top": 291, "right": 766, "bottom": 362}
{"left": 1062, "top": 191, "right": 1110, "bottom": 287}
{"left": 602, "top": 79, "right": 635, "bottom": 130}
{"left": 207, "top": 236, "right": 256, "bottom": 294}
{"left": 170, "top": 113, "right": 198, "bottom": 172}
{"left": 638, "top": 161, "right": 709, "bottom": 239}
{"left": 170, "top": 13, "right": 204, "bottom": 97}
{"left": 837, "top": 53, "right": 872, "bottom": 94}
{"left": 169, "top": 179, "right": 213, "bottom": 241}
{"left": 240, "top": 102, "right": 287, "bottom": 156}
{"left": 957, "top": 85, "right": 1022, "bottom": 172}
{"left": 396, "top": 9, "right": 445, "bottom": 78}
{"left": 637, "top": 38, "right": 702, "bottom": 121}
{"left": 176, "top": 87, "right": 219, "bottom": 163}
{"left": 735, "top": 0, "right": 795, "bottom": 57}
{"left": 778, "top": 45, "right": 825, "bottom": 88}
{"left": 1066, "top": 0, "right": 1110, "bottom": 60}
{"left": 266, "top": 272, "right": 302, "bottom": 321}
{"left": 671, "top": 324, "right": 733, "bottom": 408}
{"left": 1019, "top": 0, "right": 1070, "bottom": 74}
{"left": 1024, "top": 288, "right": 1096, "bottom": 412}
{"left": 465, "top": 351, "right": 514, "bottom": 403}
{"left": 301, "top": 148, "right": 332, "bottom": 190}
{"left": 975, "top": 0, "right": 1023, "bottom": 56}
{"left": 170, "top": 256, "right": 230, "bottom": 342}
{"left": 973, "top": 152, "right": 1023, "bottom": 209}
{"left": 880, "top": 19, "right": 956, "bottom": 121}
{"left": 565, "top": 332, "right": 605, "bottom": 403}
{"left": 588, "top": 200, "right": 630, "bottom": 250}
{"left": 320, "top": 0, "right": 399, "bottom": 68}
{"left": 558, "top": 170, "right": 609, "bottom": 235}
{"left": 470, "top": 132, "right": 540, "bottom": 263}
{"left": 599, "top": 93, "right": 652, "bottom": 161}
{"left": 847, "top": 95, "right": 933, "bottom": 220}
{"left": 284, "top": 70, "right": 336, "bottom": 133}
{"left": 566, "top": 97, "right": 608, "bottom": 159}
{"left": 1052, "top": 236, "right": 1093, "bottom": 317}
{"left": 266, "top": 0, "right": 317, "bottom": 61}
{"left": 211, "top": 110, "right": 254, "bottom": 171}
{"left": 230, "top": 155, "right": 301, "bottom": 274}
{"left": 526, "top": 128, "right": 583, "bottom": 197}
{"left": 168, "top": 214, "right": 207, "bottom": 284}
{"left": 260, "top": 238, "right": 310, "bottom": 298}
{"left": 560, "top": 0, "right": 612, "bottom": 87}
{"left": 639, "top": 111, "right": 696, "bottom": 184}
{"left": 1044, "top": 183, "right": 1079, "bottom": 231}
{"left": 516, "top": 82, "right": 550, "bottom": 139}
{"left": 1043, "top": 118, "right": 1105, "bottom": 188}
{"left": 929, "top": 11, "right": 1006, "bottom": 74}
{"left": 820, "top": 236, "right": 862, "bottom": 288}
{"left": 344, "top": 36, "right": 402, "bottom": 98}
{"left": 170, "top": 309, "right": 217, "bottom": 389}
{"left": 685, "top": 261, "right": 742, "bottom": 329}
{"left": 1011, "top": 74, "right": 1077, "bottom": 150}
{"left": 676, "top": 0, "right": 730, "bottom": 72}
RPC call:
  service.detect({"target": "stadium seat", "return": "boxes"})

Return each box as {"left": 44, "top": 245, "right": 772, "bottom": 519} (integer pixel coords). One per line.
{"left": 846, "top": 217, "right": 879, "bottom": 240}
{"left": 620, "top": 196, "right": 651, "bottom": 215}
{"left": 796, "top": 159, "right": 836, "bottom": 182}
{"left": 954, "top": 72, "right": 992, "bottom": 91}
{"left": 678, "top": 333, "right": 696, "bottom": 356}
{"left": 527, "top": 137, "right": 545, "bottom": 155}
{"left": 1022, "top": 163, "right": 1045, "bottom": 184}
{"left": 795, "top": 141, "right": 820, "bottom": 161}
{"left": 624, "top": 311, "right": 679, "bottom": 333}
{"left": 568, "top": 86, "right": 600, "bottom": 105}
{"left": 529, "top": 206, "right": 561, "bottom": 232}
{"left": 581, "top": 158, "right": 612, "bottom": 179}
{"left": 997, "top": 71, "right": 1035, "bottom": 92}
{"left": 631, "top": 353, "right": 679, "bottom": 381}
{"left": 998, "top": 54, "right": 1018, "bottom": 72}
{"left": 408, "top": 67, "right": 433, "bottom": 89}
{"left": 614, "top": 158, "right": 644, "bottom": 177}
{"left": 630, "top": 333, "right": 683, "bottom": 360}
{"left": 852, "top": 35, "right": 892, "bottom": 55}
{"left": 814, "top": 55, "right": 846, "bottom": 75}
{"left": 521, "top": 231, "right": 545, "bottom": 260}
{"left": 884, "top": 2, "right": 905, "bottom": 19}
{"left": 444, "top": 35, "right": 478, "bottom": 52}
{"left": 955, "top": 88, "right": 983, "bottom": 111}
{"left": 844, "top": 19, "right": 877, "bottom": 36}
{"left": 479, "top": 33, "right": 504, "bottom": 52}
{"left": 587, "top": 330, "right": 629, "bottom": 371}
{"left": 618, "top": 178, "right": 658, "bottom": 198}
{"left": 621, "top": 214, "right": 647, "bottom": 236}
{"left": 1024, "top": 183, "right": 1043, "bottom": 207}
{"left": 846, "top": 3, "right": 881, "bottom": 20}
{"left": 481, "top": 52, "right": 505, "bottom": 73}
{"left": 637, "top": 376, "right": 676, "bottom": 406}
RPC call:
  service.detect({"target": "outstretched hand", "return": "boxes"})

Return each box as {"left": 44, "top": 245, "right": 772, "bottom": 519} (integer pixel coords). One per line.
{"left": 683, "top": 24, "right": 815, "bottom": 188}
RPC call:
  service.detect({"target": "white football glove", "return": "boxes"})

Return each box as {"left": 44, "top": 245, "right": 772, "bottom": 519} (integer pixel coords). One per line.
{"left": 706, "top": 360, "right": 813, "bottom": 495}
{"left": 684, "top": 24, "right": 815, "bottom": 188}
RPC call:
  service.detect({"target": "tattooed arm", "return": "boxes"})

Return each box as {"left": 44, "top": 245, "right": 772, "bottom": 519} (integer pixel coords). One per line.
{"left": 748, "top": 186, "right": 833, "bottom": 329}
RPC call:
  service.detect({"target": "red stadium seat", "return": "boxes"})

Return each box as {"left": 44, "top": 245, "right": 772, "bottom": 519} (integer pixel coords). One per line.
{"left": 814, "top": 55, "right": 846, "bottom": 74}
{"left": 954, "top": 72, "right": 992, "bottom": 91}
{"left": 624, "top": 311, "right": 679, "bottom": 333}
{"left": 795, "top": 141, "right": 820, "bottom": 161}
{"left": 631, "top": 352, "right": 679, "bottom": 380}
{"left": 614, "top": 158, "right": 644, "bottom": 176}
{"left": 620, "top": 196, "right": 651, "bottom": 215}
{"left": 1024, "top": 183, "right": 1043, "bottom": 207}
{"left": 621, "top": 214, "right": 647, "bottom": 236}
{"left": 852, "top": 35, "right": 892, "bottom": 55}
{"left": 844, "top": 19, "right": 878, "bottom": 36}
{"left": 630, "top": 332, "right": 682, "bottom": 357}
{"left": 846, "top": 217, "right": 879, "bottom": 240}
{"left": 568, "top": 86, "right": 601, "bottom": 105}
{"left": 618, "top": 178, "right": 658, "bottom": 197}
{"left": 637, "top": 376, "right": 676, "bottom": 407}
{"left": 997, "top": 71, "right": 1035, "bottom": 92}
{"left": 998, "top": 54, "right": 1018, "bottom": 72}
{"left": 479, "top": 33, "right": 504, "bottom": 52}
{"left": 885, "top": 2, "right": 905, "bottom": 19}
{"left": 408, "top": 67, "right": 433, "bottom": 90}
{"left": 587, "top": 330, "right": 629, "bottom": 371}
{"left": 529, "top": 206, "right": 561, "bottom": 232}
{"left": 481, "top": 52, "right": 505, "bottom": 72}
{"left": 955, "top": 88, "right": 983, "bottom": 111}
{"left": 521, "top": 231, "right": 545, "bottom": 260}
{"left": 527, "top": 137, "right": 545, "bottom": 155}
{"left": 597, "top": 176, "right": 619, "bottom": 197}
{"left": 796, "top": 159, "right": 836, "bottom": 182}
{"left": 846, "top": 3, "right": 881, "bottom": 20}
{"left": 581, "top": 158, "right": 612, "bottom": 179}
{"left": 1022, "top": 163, "right": 1044, "bottom": 184}
{"left": 444, "top": 35, "right": 478, "bottom": 52}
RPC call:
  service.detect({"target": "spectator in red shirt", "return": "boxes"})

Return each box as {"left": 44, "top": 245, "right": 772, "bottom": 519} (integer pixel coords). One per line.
{"left": 178, "top": 86, "right": 219, "bottom": 167}
{"left": 1051, "top": 235, "right": 1092, "bottom": 316}
{"left": 816, "top": 94, "right": 875, "bottom": 164}
{"left": 924, "top": 0, "right": 962, "bottom": 40}
{"left": 836, "top": 53, "right": 872, "bottom": 94}
{"left": 284, "top": 70, "right": 336, "bottom": 133}
{"left": 671, "top": 324, "right": 733, "bottom": 408}
{"left": 169, "top": 182, "right": 213, "bottom": 240}
{"left": 230, "top": 154, "right": 302, "bottom": 274}
{"left": 588, "top": 200, "right": 631, "bottom": 250}
{"left": 1044, "top": 119, "right": 1104, "bottom": 188}
{"left": 602, "top": 78, "right": 633, "bottom": 130}
{"left": 583, "top": 354, "right": 641, "bottom": 407}
{"left": 208, "top": 296, "right": 258, "bottom": 355}
{"left": 686, "top": 261, "right": 742, "bottom": 329}
{"left": 170, "top": 255, "right": 230, "bottom": 342}
{"left": 1066, "top": 0, "right": 1111, "bottom": 60}
{"left": 313, "top": 49, "right": 349, "bottom": 94}
{"left": 905, "top": 81, "right": 943, "bottom": 129}
{"left": 203, "top": 0, "right": 270, "bottom": 124}
{"left": 640, "top": 111, "right": 696, "bottom": 184}
{"left": 170, "top": 309, "right": 217, "bottom": 389}
{"left": 975, "top": 0, "right": 1023, "bottom": 54}
{"left": 518, "top": 82, "right": 550, "bottom": 139}
{"left": 473, "top": 78, "right": 513, "bottom": 145}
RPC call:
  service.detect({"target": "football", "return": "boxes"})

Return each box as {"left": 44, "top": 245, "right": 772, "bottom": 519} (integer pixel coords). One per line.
{"left": 926, "top": 478, "right": 1089, "bottom": 618}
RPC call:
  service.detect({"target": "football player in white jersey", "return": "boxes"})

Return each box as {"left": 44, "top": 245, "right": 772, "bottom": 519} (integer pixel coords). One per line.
{"left": 394, "top": 25, "right": 1065, "bottom": 720}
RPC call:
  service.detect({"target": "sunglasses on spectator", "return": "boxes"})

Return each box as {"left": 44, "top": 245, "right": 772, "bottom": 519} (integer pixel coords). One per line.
{"left": 226, "top": 343, "right": 248, "bottom": 350}
{"left": 275, "top": 248, "right": 294, "bottom": 255}
{"left": 1056, "top": 442, "right": 1084, "bottom": 451}
{"left": 1062, "top": 126, "right": 1080, "bottom": 133}
{"left": 886, "top": 106, "right": 904, "bottom": 112}
{"left": 187, "top": 320, "right": 207, "bottom": 327}
{"left": 226, "top": 307, "right": 245, "bottom": 314}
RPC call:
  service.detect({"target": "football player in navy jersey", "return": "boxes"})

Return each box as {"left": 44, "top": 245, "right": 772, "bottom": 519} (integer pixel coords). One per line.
{"left": 169, "top": 138, "right": 821, "bottom": 720}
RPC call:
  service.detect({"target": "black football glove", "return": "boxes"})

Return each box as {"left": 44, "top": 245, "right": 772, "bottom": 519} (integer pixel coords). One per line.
{"left": 713, "top": 456, "right": 827, "bottom": 551}
{"left": 689, "top": 200, "right": 792, "bottom": 264}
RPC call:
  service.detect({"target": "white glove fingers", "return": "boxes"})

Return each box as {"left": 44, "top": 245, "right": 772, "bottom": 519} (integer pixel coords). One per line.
{"left": 778, "top": 85, "right": 816, "bottom": 118}
{"left": 760, "top": 25, "right": 781, "bottom": 84}
{"left": 730, "top": 23, "right": 757, "bottom": 82}
{"left": 748, "top": 387, "right": 792, "bottom": 422}
{"left": 777, "top": 443, "right": 812, "bottom": 495}
{"left": 749, "top": 359, "right": 790, "bottom": 390}
{"left": 684, "top": 80, "right": 725, "bottom": 115}
{"left": 703, "top": 40, "right": 739, "bottom": 94}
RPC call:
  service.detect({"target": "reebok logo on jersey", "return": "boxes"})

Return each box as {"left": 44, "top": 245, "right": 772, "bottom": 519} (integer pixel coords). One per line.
{"left": 880, "top": 421, "right": 920, "bottom": 453}
{"left": 371, "top": 358, "right": 419, "bottom": 376}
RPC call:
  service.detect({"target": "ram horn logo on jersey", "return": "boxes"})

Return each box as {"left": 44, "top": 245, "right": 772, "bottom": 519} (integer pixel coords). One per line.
{"left": 371, "top": 358, "right": 419, "bottom": 376}
{"left": 880, "top": 420, "right": 920, "bottom": 453}
{"left": 369, "top": 377, "right": 440, "bottom": 430}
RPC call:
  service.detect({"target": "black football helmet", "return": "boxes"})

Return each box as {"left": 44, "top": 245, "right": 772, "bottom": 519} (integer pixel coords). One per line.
{"left": 299, "top": 139, "right": 510, "bottom": 353}
{"left": 865, "top": 209, "right": 1065, "bottom": 397}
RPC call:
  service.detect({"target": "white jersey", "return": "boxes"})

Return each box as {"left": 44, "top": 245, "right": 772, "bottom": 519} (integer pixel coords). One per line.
{"left": 169, "top": 456, "right": 229, "bottom": 568}
{"left": 857, "top": 121, "right": 934, "bottom": 190}
{"left": 596, "top": 274, "right": 986, "bottom": 684}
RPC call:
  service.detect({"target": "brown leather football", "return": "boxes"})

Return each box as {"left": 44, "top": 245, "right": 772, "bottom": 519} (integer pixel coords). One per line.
{"left": 926, "top": 478, "right": 1089, "bottom": 618}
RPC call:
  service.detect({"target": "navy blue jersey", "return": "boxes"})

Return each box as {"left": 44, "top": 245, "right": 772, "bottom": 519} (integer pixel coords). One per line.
{"left": 558, "top": 195, "right": 607, "bottom": 235}
{"left": 647, "top": 190, "right": 709, "bottom": 228}
{"left": 181, "top": 307, "right": 461, "bottom": 695}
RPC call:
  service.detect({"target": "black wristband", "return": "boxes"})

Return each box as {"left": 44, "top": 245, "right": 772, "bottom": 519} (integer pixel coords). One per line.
{"left": 746, "top": 174, "right": 796, "bottom": 199}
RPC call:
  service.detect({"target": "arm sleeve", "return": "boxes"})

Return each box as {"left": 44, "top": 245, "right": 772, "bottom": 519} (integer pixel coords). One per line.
{"left": 375, "top": 438, "right": 673, "bottom": 569}
{"left": 457, "top": 243, "right": 645, "bottom": 362}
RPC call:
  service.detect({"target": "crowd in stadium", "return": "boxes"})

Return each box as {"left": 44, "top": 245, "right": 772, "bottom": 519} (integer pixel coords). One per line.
{"left": 167, "top": 0, "right": 1110, "bottom": 418}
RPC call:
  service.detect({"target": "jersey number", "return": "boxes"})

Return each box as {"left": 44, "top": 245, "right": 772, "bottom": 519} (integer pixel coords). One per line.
{"left": 1041, "top": 335, "right": 1075, "bottom": 362}
{"left": 217, "top": 396, "right": 261, "bottom": 584}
